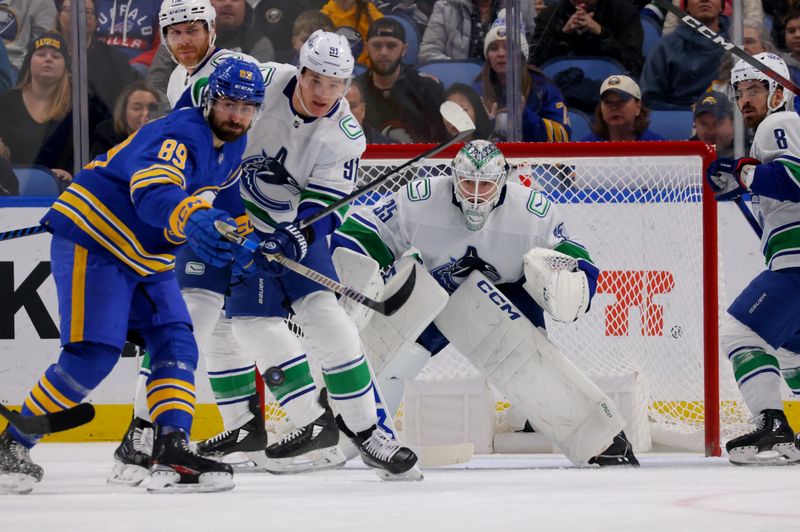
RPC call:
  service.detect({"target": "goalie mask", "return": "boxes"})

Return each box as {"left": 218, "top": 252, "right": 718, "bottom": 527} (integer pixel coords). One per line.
{"left": 452, "top": 140, "right": 509, "bottom": 231}
{"left": 730, "top": 52, "right": 793, "bottom": 113}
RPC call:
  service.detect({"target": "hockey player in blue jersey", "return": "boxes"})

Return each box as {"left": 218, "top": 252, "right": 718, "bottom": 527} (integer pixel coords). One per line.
{"left": 706, "top": 52, "right": 800, "bottom": 465}
{"left": 0, "top": 57, "right": 265, "bottom": 494}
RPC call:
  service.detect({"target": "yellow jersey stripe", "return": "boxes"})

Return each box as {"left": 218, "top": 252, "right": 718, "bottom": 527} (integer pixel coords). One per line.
{"left": 30, "top": 384, "right": 62, "bottom": 413}
{"left": 69, "top": 245, "right": 88, "bottom": 343}
{"left": 40, "top": 374, "right": 79, "bottom": 408}
{"left": 146, "top": 378, "right": 196, "bottom": 394}
{"left": 130, "top": 164, "right": 186, "bottom": 194}
{"left": 23, "top": 397, "right": 45, "bottom": 416}
{"left": 150, "top": 402, "right": 195, "bottom": 420}
{"left": 147, "top": 387, "right": 196, "bottom": 407}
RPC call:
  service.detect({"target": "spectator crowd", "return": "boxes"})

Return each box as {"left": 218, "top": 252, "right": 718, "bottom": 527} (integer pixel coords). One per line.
{"left": 0, "top": 0, "right": 788, "bottom": 195}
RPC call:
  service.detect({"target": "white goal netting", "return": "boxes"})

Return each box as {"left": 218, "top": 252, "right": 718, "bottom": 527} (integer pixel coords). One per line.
{"left": 270, "top": 142, "right": 750, "bottom": 455}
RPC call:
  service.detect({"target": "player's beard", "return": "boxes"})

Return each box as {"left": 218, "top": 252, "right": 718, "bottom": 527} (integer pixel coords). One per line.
{"left": 209, "top": 110, "right": 248, "bottom": 143}
{"left": 371, "top": 56, "right": 402, "bottom": 77}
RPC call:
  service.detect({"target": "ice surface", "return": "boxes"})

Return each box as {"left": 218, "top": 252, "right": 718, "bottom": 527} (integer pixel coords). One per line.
{"left": 1, "top": 443, "right": 798, "bottom": 531}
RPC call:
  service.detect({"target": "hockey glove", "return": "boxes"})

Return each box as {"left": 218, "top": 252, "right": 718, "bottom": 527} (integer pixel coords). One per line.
{"left": 184, "top": 207, "right": 236, "bottom": 268}
{"left": 706, "top": 157, "right": 760, "bottom": 201}
{"left": 255, "top": 222, "right": 309, "bottom": 277}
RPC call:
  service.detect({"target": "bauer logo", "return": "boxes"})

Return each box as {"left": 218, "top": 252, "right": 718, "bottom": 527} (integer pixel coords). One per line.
{"left": 598, "top": 270, "right": 675, "bottom": 336}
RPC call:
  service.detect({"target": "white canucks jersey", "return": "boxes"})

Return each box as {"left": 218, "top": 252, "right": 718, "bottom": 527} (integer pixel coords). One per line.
{"left": 236, "top": 63, "right": 366, "bottom": 234}
{"left": 749, "top": 111, "right": 800, "bottom": 270}
{"left": 167, "top": 47, "right": 259, "bottom": 107}
{"left": 337, "top": 176, "right": 594, "bottom": 293}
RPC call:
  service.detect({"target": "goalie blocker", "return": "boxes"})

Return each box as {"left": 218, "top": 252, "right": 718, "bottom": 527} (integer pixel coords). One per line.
{"left": 434, "top": 270, "right": 632, "bottom": 466}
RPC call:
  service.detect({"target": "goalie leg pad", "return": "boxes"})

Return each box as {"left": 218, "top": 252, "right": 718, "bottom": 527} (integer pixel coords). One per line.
{"left": 523, "top": 248, "right": 589, "bottom": 323}
{"left": 434, "top": 271, "right": 625, "bottom": 465}
{"left": 332, "top": 247, "right": 384, "bottom": 330}
{"left": 361, "top": 261, "right": 448, "bottom": 375}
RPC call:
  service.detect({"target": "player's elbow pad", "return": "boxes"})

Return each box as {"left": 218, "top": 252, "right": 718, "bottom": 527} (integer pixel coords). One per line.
{"left": 522, "top": 248, "right": 590, "bottom": 323}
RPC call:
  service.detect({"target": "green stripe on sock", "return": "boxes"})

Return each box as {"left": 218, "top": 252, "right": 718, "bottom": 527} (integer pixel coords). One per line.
{"left": 268, "top": 360, "right": 314, "bottom": 401}
{"left": 731, "top": 349, "right": 779, "bottom": 382}
{"left": 140, "top": 351, "right": 150, "bottom": 369}
{"left": 323, "top": 359, "right": 372, "bottom": 396}
{"left": 209, "top": 370, "right": 257, "bottom": 400}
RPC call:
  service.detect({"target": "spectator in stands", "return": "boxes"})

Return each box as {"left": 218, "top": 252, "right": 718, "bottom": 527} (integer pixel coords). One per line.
{"left": 56, "top": 0, "right": 139, "bottom": 117}
{"left": 91, "top": 81, "right": 163, "bottom": 157}
{"left": 530, "top": 0, "right": 644, "bottom": 76}
{"left": 253, "top": 0, "right": 326, "bottom": 63}
{"left": 0, "top": 0, "right": 57, "bottom": 71}
{"left": 662, "top": 0, "right": 763, "bottom": 36}
{"left": 375, "top": 0, "right": 432, "bottom": 32}
{"left": 444, "top": 83, "right": 493, "bottom": 140}
{"left": 640, "top": 0, "right": 728, "bottom": 109}
{"left": 478, "top": 12, "right": 570, "bottom": 142}
{"left": 357, "top": 17, "right": 448, "bottom": 142}
{"left": 711, "top": 19, "right": 774, "bottom": 93}
{"left": 0, "top": 39, "right": 11, "bottom": 93}
{"left": 148, "top": 0, "right": 275, "bottom": 95}
{"left": 0, "top": 136, "right": 18, "bottom": 196}
{"left": 782, "top": 9, "right": 800, "bottom": 85}
{"left": 0, "top": 33, "right": 106, "bottom": 184}
{"left": 282, "top": 11, "right": 335, "bottom": 64}
{"left": 345, "top": 79, "right": 394, "bottom": 143}
{"left": 689, "top": 90, "right": 734, "bottom": 157}
{"left": 321, "top": 0, "right": 384, "bottom": 64}
{"left": 95, "top": 0, "right": 162, "bottom": 67}
{"left": 582, "top": 75, "right": 664, "bottom": 141}
{"left": 419, "top": 0, "right": 535, "bottom": 62}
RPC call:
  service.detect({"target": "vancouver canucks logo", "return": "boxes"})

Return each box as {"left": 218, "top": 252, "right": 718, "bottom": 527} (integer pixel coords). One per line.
{"left": 461, "top": 142, "right": 501, "bottom": 169}
{"left": 430, "top": 246, "right": 501, "bottom": 292}
{"left": 240, "top": 148, "right": 300, "bottom": 212}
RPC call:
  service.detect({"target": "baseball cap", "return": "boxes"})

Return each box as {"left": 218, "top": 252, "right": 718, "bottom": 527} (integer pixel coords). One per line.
{"left": 366, "top": 18, "right": 406, "bottom": 43}
{"left": 600, "top": 75, "right": 641, "bottom": 101}
{"left": 693, "top": 91, "right": 734, "bottom": 118}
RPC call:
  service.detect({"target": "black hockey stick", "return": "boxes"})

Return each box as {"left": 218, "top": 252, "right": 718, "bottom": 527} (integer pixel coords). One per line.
{"left": 297, "top": 101, "right": 476, "bottom": 230}
{"left": 0, "top": 402, "right": 95, "bottom": 435}
{"left": 0, "top": 225, "right": 48, "bottom": 241}
{"left": 214, "top": 221, "right": 415, "bottom": 316}
{"left": 736, "top": 196, "right": 763, "bottom": 238}
{"left": 653, "top": 0, "right": 800, "bottom": 95}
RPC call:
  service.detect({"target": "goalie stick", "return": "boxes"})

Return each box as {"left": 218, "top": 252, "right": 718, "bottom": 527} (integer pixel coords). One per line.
{"left": 0, "top": 402, "right": 95, "bottom": 435}
{"left": 214, "top": 221, "right": 415, "bottom": 316}
{"left": 653, "top": 0, "right": 800, "bottom": 95}
{"left": 297, "top": 101, "right": 476, "bottom": 230}
{"left": 0, "top": 225, "right": 48, "bottom": 242}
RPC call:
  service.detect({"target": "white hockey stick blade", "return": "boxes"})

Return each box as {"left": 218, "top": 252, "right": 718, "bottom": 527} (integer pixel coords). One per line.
{"left": 439, "top": 100, "right": 475, "bottom": 135}
{"left": 418, "top": 443, "right": 475, "bottom": 468}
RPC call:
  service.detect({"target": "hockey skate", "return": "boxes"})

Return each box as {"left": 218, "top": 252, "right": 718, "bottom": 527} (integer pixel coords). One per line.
{"left": 0, "top": 428, "right": 43, "bottom": 495}
{"left": 338, "top": 416, "right": 422, "bottom": 481}
{"left": 258, "top": 389, "right": 346, "bottom": 474}
{"left": 588, "top": 431, "right": 640, "bottom": 467}
{"left": 148, "top": 431, "right": 234, "bottom": 493}
{"left": 726, "top": 409, "right": 800, "bottom": 466}
{"left": 195, "top": 396, "right": 268, "bottom": 461}
{"left": 108, "top": 416, "right": 153, "bottom": 486}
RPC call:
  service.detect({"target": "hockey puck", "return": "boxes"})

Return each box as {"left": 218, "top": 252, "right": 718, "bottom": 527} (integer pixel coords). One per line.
{"left": 263, "top": 366, "right": 285, "bottom": 386}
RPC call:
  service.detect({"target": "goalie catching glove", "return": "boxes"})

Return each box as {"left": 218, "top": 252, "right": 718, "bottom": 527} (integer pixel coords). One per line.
{"left": 523, "top": 248, "right": 590, "bottom": 323}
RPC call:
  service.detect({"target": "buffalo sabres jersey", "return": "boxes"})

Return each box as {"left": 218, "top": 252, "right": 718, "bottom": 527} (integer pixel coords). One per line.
{"left": 233, "top": 63, "right": 366, "bottom": 236}
{"left": 748, "top": 110, "right": 800, "bottom": 270}
{"left": 41, "top": 107, "right": 246, "bottom": 278}
{"left": 333, "top": 176, "right": 597, "bottom": 294}
{"left": 167, "top": 47, "right": 259, "bottom": 107}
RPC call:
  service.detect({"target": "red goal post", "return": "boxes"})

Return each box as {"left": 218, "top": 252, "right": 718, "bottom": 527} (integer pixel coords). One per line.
{"left": 353, "top": 140, "right": 735, "bottom": 457}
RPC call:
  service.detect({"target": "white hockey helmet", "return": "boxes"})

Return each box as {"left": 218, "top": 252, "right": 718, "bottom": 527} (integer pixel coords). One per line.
{"left": 452, "top": 140, "right": 509, "bottom": 231}
{"left": 159, "top": 0, "right": 217, "bottom": 66}
{"left": 298, "top": 29, "right": 355, "bottom": 81}
{"left": 730, "top": 52, "right": 793, "bottom": 113}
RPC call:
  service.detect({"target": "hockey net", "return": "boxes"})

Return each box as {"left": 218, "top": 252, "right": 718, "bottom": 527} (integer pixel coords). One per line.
{"left": 269, "top": 141, "right": 750, "bottom": 457}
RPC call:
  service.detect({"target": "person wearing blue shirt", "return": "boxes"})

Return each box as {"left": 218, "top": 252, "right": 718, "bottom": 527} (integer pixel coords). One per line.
{"left": 581, "top": 75, "right": 664, "bottom": 142}
{"left": 0, "top": 58, "right": 264, "bottom": 495}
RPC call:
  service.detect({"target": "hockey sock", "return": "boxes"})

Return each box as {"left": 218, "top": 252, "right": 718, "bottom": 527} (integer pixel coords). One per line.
{"left": 729, "top": 347, "right": 784, "bottom": 413}
{"left": 322, "top": 354, "right": 376, "bottom": 434}
{"left": 782, "top": 366, "right": 800, "bottom": 397}
{"left": 266, "top": 354, "right": 323, "bottom": 426}
{"left": 133, "top": 351, "right": 152, "bottom": 421}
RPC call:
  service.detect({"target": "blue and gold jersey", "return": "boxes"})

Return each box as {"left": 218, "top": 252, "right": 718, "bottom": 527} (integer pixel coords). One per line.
{"left": 41, "top": 107, "right": 247, "bottom": 278}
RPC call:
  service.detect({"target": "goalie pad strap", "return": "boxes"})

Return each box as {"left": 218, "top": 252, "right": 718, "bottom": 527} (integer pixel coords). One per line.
{"left": 434, "top": 271, "right": 624, "bottom": 465}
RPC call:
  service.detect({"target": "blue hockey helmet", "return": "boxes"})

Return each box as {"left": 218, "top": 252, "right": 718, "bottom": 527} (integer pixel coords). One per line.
{"left": 204, "top": 57, "right": 265, "bottom": 114}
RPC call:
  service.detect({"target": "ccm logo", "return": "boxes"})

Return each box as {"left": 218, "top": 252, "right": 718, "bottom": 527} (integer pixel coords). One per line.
{"left": 598, "top": 270, "right": 675, "bottom": 336}
{"left": 477, "top": 280, "right": 521, "bottom": 320}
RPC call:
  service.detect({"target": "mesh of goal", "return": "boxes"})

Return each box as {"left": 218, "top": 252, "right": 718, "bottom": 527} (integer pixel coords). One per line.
{"left": 266, "top": 142, "right": 751, "bottom": 453}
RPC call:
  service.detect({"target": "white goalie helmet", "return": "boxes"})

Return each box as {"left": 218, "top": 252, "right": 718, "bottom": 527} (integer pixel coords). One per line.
{"left": 730, "top": 52, "right": 793, "bottom": 113}
{"left": 452, "top": 140, "right": 509, "bottom": 231}
{"left": 298, "top": 29, "right": 355, "bottom": 81}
